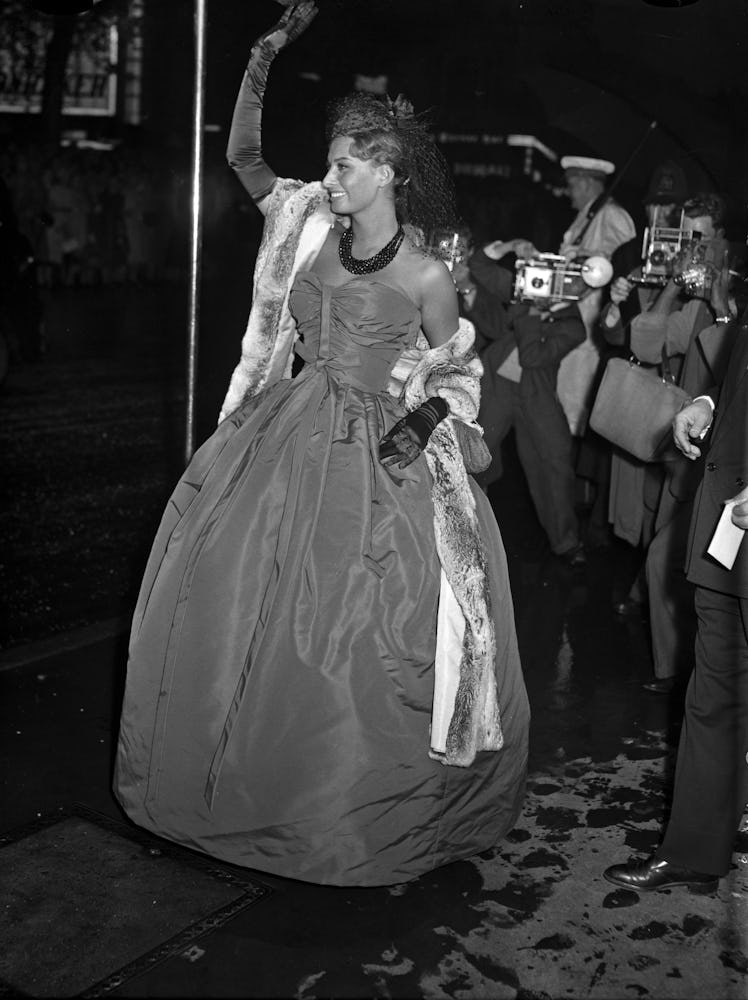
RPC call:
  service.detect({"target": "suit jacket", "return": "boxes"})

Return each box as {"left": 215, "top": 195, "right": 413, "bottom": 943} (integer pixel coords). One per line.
{"left": 658, "top": 317, "right": 739, "bottom": 518}
{"left": 686, "top": 311, "right": 748, "bottom": 598}
{"left": 467, "top": 249, "right": 515, "bottom": 378}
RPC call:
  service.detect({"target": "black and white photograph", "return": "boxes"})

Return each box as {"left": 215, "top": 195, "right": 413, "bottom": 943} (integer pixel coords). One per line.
{"left": 1, "top": 0, "right": 747, "bottom": 996}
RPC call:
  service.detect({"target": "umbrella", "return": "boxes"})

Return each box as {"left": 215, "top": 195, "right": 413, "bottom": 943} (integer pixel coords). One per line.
{"left": 518, "top": 65, "right": 716, "bottom": 197}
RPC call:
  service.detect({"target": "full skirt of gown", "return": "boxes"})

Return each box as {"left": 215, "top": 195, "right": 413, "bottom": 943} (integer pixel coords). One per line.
{"left": 114, "top": 273, "right": 530, "bottom": 886}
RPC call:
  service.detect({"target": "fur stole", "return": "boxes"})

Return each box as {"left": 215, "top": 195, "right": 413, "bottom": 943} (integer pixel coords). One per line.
{"left": 399, "top": 331, "right": 503, "bottom": 765}
{"left": 218, "top": 180, "right": 503, "bottom": 767}
{"left": 219, "top": 178, "right": 330, "bottom": 421}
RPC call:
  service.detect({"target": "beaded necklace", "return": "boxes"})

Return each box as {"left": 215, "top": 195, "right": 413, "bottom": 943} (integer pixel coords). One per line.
{"left": 338, "top": 225, "right": 405, "bottom": 275}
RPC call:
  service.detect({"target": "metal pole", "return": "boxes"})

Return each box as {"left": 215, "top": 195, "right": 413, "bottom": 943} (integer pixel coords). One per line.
{"left": 184, "top": 0, "right": 207, "bottom": 465}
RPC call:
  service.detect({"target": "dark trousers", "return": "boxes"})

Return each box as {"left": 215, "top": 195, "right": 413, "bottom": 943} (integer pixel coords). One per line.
{"left": 478, "top": 375, "right": 579, "bottom": 555}
{"left": 657, "top": 584, "right": 748, "bottom": 875}
{"left": 645, "top": 499, "right": 696, "bottom": 680}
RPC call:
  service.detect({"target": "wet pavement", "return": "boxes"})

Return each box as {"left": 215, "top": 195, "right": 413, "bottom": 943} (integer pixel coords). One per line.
{"left": 1, "top": 278, "right": 747, "bottom": 998}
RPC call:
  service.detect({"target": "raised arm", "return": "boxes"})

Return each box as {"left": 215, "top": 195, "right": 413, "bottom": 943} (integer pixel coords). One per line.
{"left": 226, "top": 1, "right": 318, "bottom": 216}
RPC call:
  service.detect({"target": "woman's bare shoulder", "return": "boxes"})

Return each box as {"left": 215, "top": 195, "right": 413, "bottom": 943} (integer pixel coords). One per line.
{"left": 393, "top": 240, "right": 458, "bottom": 339}
{"left": 400, "top": 242, "right": 451, "bottom": 290}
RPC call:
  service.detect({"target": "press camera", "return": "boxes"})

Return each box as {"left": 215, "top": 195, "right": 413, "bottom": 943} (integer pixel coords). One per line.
{"left": 513, "top": 252, "right": 613, "bottom": 304}
{"left": 672, "top": 234, "right": 729, "bottom": 299}
{"left": 632, "top": 209, "right": 691, "bottom": 287}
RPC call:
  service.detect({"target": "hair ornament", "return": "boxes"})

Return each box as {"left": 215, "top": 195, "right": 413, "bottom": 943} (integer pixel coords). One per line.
{"left": 385, "top": 94, "right": 416, "bottom": 125}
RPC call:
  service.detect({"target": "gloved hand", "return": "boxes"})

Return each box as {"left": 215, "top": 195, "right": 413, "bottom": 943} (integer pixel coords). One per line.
{"left": 379, "top": 397, "right": 449, "bottom": 468}
{"left": 252, "top": 0, "right": 318, "bottom": 57}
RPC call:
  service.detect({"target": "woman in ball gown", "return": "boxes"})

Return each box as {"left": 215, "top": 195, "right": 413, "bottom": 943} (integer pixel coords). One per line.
{"left": 114, "top": 1, "right": 530, "bottom": 887}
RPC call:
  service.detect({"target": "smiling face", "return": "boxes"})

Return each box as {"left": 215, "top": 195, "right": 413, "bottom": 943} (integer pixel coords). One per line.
{"left": 322, "top": 136, "right": 392, "bottom": 214}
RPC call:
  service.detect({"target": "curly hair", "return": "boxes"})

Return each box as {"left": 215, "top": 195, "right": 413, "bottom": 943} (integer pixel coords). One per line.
{"left": 325, "top": 91, "right": 459, "bottom": 245}
{"left": 683, "top": 192, "right": 727, "bottom": 229}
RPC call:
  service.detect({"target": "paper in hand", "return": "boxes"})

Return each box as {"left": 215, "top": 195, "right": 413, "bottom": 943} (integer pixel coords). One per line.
{"left": 707, "top": 499, "right": 745, "bottom": 570}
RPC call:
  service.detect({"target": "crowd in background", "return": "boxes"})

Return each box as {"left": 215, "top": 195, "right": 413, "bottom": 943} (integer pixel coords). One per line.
{"left": 0, "top": 139, "right": 254, "bottom": 288}
{"left": 0, "top": 136, "right": 578, "bottom": 292}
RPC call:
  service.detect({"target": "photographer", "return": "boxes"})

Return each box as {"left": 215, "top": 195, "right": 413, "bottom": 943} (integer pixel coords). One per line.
{"left": 592, "top": 163, "right": 688, "bottom": 579}
{"left": 610, "top": 193, "right": 735, "bottom": 692}
{"left": 457, "top": 238, "right": 587, "bottom": 567}
{"left": 601, "top": 161, "right": 689, "bottom": 346}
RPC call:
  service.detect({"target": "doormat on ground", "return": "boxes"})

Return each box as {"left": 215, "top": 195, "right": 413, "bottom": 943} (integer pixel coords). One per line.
{"left": 0, "top": 803, "right": 270, "bottom": 998}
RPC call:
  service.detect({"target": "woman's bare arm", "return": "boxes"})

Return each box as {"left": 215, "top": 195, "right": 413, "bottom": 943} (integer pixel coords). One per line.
{"left": 419, "top": 259, "right": 461, "bottom": 347}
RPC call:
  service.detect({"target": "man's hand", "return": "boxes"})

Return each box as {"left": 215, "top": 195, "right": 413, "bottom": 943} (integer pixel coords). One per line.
{"left": 483, "top": 238, "right": 538, "bottom": 261}
{"left": 610, "top": 276, "right": 633, "bottom": 306}
{"left": 452, "top": 261, "right": 471, "bottom": 287}
{"left": 672, "top": 398, "right": 713, "bottom": 460}
{"left": 731, "top": 485, "right": 748, "bottom": 530}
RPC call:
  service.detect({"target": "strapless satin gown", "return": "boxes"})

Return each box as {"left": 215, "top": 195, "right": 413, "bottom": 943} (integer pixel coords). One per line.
{"left": 114, "top": 272, "right": 530, "bottom": 886}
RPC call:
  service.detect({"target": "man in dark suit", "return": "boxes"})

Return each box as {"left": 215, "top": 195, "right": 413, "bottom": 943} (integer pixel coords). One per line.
{"left": 603, "top": 307, "right": 748, "bottom": 890}
{"left": 455, "top": 239, "right": 587, "bottom": 566}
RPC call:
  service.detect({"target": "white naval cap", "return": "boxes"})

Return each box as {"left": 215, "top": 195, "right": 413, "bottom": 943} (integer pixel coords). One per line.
{"left": 561, "top": 155, "right": 616, "bottom": 177}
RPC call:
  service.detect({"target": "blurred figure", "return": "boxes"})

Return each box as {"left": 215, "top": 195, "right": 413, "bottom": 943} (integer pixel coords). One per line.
{"left": 40, "top": 162, "right": 73, "bottom": 287}
{"left": 122, "top": 153, "right": 150, "bottom": 284}
{"left": 0, "top": 178, "right": 44, "bottom": 369}
{"left": 556, "top": 155, "right": 636, "bottom": 438}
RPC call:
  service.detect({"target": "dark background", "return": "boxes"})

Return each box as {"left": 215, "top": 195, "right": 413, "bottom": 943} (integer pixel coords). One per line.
{"left": 141, "top": 0, "right": 747, "bottom": 216}
{"left": 2, "top": 0, "right": 748, "bottom": 650}
{"left": 148, "top": 0, "right": 748, "bottom": 422}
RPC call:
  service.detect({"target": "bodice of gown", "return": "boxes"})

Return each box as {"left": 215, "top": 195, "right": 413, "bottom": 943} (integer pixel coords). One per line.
{"left": 289, "top": 271, "right": 421, "bottom": 394}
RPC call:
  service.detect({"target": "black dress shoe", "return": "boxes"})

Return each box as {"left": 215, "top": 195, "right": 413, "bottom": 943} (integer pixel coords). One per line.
{"left": 642, "top": 677, "right": 675, "bottom": 694}
{"left": 603, "top": 855, "right": 718, "bottom": 892}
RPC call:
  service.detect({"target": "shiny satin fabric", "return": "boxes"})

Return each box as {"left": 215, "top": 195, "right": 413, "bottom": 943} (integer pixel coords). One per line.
{"left": 114, "top": 274, "right": 529, "bottom": 886}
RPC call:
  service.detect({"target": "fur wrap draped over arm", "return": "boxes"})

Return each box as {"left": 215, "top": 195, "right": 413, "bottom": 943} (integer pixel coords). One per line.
{"left": 217, "top": 180, "right": 504, "bottom": 767}
{"left": 387, "top": 322, "right": 492, "bottom": 476}
{"left": 393, "top": 326, "right": 503, "bottom": 766}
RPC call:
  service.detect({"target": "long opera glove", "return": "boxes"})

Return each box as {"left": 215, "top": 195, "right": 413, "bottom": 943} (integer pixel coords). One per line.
{"left": 226, "top": 2, "right": 318, "bottom": 202}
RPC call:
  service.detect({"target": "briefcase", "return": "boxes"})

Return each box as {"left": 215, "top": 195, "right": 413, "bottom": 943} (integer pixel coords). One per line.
{"left": 588, "top": 354, "right": 690, "bottom": 463}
